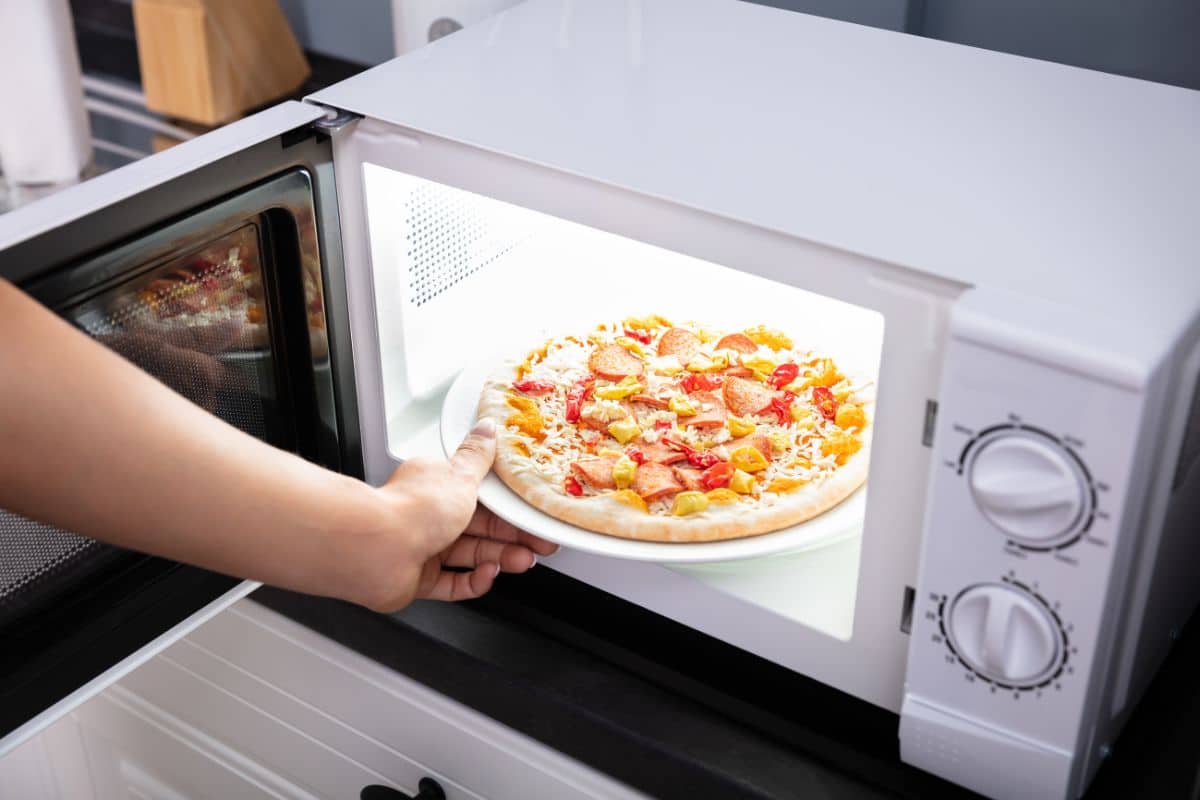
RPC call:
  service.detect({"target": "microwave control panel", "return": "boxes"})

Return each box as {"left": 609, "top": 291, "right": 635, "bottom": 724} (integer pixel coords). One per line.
{"left": 901, "top": 294, "right": 1147, "bottom": 799}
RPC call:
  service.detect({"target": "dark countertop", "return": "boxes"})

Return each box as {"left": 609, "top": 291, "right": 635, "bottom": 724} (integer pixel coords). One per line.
{"left": 254, "top": 566, "right": 1197, "bottom": 799}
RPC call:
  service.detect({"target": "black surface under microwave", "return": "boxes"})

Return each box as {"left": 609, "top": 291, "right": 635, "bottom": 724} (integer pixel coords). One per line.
{"left": 0, "top": 117, "right": 355, "bottom": 745}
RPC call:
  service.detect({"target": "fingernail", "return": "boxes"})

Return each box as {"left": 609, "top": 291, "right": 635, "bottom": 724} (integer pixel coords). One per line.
{"left": 489, "top": 562, "right": 501, "bottom": 578}
{"left": 472, "top": 418, "right": 496, "bottom": 438}
{"left": 530, "top": 555, "right": 539, "bottom": 569}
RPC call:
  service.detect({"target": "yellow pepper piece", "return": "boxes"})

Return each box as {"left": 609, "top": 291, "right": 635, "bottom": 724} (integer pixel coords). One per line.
{"left": 615, "top": 337, "right": 646, "bottom": 357}
{"left": 623, "top": 315, "right": 671, "bottom": 330}
{"left": 768, "top": 431, "right": 792, "bottom": 454}
{"left": 653, "top": 355, "right": 685, "bottom": 376}
{"left": 729, "top": 469, "right": 756, "bottom": 494}
{"left": 742, "top": 356, "right": 777, "bottom": 378}
{"left": 832, "top": 379, "right": 855, "bottom": 403}
{"left": 730, "top": 446, "right": 769, "bottom": 473}
{"left": 835, "top": 403, "right": 867, "bottom": 431}
{"left": 744, "top": 326, "right": 793, "bottom": 351}
{"left": 799, "top": 358, "right": 843, "bottom": 390}
{"left": 727, "top": 416, "right": 757, "bottom": 437}
{"left": 597, "top": 448, "right": 624, "bottom": 458}
{"left": 671, "top": 491, "right": 710, "bottom": 516}
{"left": 789, "top": 457, "right": 812, "bottom": 469}
{"left": 503, "top": 397, "right": 544, "bottom": 440}
{"left": 607, "top": 418, "right": 642, "bottom": 444}
{"left": 705, "top": 488, "right": 740, "bottom": 504}
{"left": 595, "top": 375, "right": 644, "bottom": 400}
{"left": 695, "top": 326, "right": 721, "bottom": 343}
{"left": 611, "top": 455, "right": 638, "bottom": 489}
{"left": 685, "top": 353, "right": 726, "bottom": 373}
{"left": 766, "top": 476, "right": 808, "bottom": 494}
{"left": 669, "top": 395, "right": 697, "bottom": 417}
{"left": 790, "top": 405, "right": 816, "bottom": 427}
{"left": 821, "top": 430, "right": 863, "bottom": 459}
{"left": 609, "top": 489, "right": 649, "bottom": 512}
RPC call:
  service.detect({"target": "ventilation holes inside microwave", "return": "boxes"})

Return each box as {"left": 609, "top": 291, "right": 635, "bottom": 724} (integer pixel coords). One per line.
{"left": 405, "top": 184, "right": 529, "bottom": 307}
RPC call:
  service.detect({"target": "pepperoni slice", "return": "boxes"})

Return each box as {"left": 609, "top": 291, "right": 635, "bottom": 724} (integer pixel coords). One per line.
{"left": 589, "top": 344, "right": 644, "bottom": 380}
{"left": 570, "top": 457, "right": 618, "bottom": 490}
{"left": 633, "top": 462, "right": 685, "bottom": 501}
{"left": 679, "top": 391, "right": 727, "bottom": 428}
{"left": 715, "top": 333, "right": 758, "bottom": 354}
{"left": 639, "top": 441, "right": 688, "bottom": 465}
{"left": 672, "top": 466, "right": 707, "bottom": 493}
{"left": 727, "top": 434, "right": 772, "bottom": 460}
{"left": 723, "top": 376, "right": 775, "bottom": 418}
{"left": 656, "top": 327, "right": 703, "bottom": 366}
{"left": 629, "top": 393, "right": 670, "bottom": 409}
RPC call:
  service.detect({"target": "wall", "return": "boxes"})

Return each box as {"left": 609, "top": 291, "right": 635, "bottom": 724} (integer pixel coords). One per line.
{"left": 918, "top": 0, "right": 1200, "bottom": 90}
{"left": 277, "top": 0, "right": 394, "bottom": 66}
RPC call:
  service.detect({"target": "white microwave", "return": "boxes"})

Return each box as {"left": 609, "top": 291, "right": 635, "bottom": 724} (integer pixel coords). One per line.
{"left": 1, "top": 1, "right": 1198, "bottom": 798}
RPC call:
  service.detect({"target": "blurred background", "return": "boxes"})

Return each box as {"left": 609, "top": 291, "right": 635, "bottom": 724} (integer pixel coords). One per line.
{"left": 1, "top": 0, "right": 1197, "bottom": 209}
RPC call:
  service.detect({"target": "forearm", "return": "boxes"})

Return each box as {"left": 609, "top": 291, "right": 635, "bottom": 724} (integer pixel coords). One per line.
{"left": 0, "top": 279, "right": 387, "bottom": 602}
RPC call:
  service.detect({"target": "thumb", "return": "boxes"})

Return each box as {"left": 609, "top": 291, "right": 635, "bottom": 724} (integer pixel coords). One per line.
{"left": 451, "top": 417, "right": 497, "bottom": 485}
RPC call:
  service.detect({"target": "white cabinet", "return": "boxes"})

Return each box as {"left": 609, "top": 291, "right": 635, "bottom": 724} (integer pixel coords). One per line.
{"left": 0, "top": 600, "right": 645, "bottom": 800}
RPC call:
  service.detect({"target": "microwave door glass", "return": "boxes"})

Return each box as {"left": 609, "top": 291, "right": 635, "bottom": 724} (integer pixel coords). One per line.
{"left": 67, "top": 224, "right": 280, "bottom": 442}
{"left": 358, "top": 165, "right": 885, "bottom": 642}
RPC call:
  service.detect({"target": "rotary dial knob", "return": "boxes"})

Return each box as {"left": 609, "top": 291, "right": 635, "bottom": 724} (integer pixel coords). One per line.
{"left": 947, "top": 584, "right": 1061, "bottom": 686}
{"left": 967, "top": 433, "right": 1088, "bottom": 545}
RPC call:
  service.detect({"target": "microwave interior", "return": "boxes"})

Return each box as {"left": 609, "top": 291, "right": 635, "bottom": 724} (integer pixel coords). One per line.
{"left": 358, "top": 161, "right": 907, "bottom": 646}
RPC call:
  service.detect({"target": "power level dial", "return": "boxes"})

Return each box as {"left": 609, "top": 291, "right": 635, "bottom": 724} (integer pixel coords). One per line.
{"left": 947, "top": 583, "right": 1062, "bottom": 686}
{"left": 967, "top": 432, "right": 1089, "bottom": 546}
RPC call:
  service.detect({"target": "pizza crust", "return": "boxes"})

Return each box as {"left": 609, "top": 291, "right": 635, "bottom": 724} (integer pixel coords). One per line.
{"left": 478, "top": 362, "right": 872, "bottom": 544}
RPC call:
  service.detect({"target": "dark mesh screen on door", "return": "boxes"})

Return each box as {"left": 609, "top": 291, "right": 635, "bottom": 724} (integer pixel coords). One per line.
{"left": 0, "top": 515, "right": 100, "bottom": 598}
{"left": 0, "top": 224, "right": 277, "bottom": 625}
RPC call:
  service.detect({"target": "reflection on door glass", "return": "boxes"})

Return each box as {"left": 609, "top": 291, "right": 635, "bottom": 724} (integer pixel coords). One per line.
{"left": 67, "top": 225, "right": 276, "bottom": 440}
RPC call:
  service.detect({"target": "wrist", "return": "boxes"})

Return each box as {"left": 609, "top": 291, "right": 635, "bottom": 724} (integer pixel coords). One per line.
{"left": 321, "top": 475, "right": 422, "bottom": 610}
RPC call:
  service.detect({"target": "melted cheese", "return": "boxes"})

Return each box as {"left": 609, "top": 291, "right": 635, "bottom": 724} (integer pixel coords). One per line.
{"left": 501, "top": 320, "right": 869, "bottom": 514}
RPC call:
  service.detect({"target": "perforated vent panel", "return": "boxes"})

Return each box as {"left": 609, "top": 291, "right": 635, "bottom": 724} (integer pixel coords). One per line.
{"left": 405, "top": 181, "right": 528, "bottom": 307}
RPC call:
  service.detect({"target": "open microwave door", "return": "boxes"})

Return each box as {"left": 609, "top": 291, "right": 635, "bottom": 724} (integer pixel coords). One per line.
{"left": 0, "top": 101, "right": 356, "bottom": 755}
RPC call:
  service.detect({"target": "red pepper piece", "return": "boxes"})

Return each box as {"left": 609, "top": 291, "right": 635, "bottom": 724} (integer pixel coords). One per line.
{"left": 625, "top": 447, "right": 646, "bottom": 464}
{"left": 624, "top": 328, "right": 652, "bottom": 344}
{"left": 654, "top": 419, "right": 673, "bottom": 430}
{"left": 765, "top": 391, "right": 796, "bottom": 425}
{"left": 512, "top": 378, "right": 556, "bottom": 395}
{"left": 812, "top": 386, "right": 838, "bottom": 421}
{"left": 700, "top": 461, "right": 735, "bottom": 490}
{"left": 565, "top": 375, "right": 596, "bottom": 423}
{"left": 680, "top": 373, "right": 724, "bottom": 393}
{"left": 665, "top": 437, "right": 721, "bottom": 469}
{"left": 767, "top": 362, "right": 799, "bottom": 390}
{"left": 564, "top": 475, "right": 584, "bottom": 496}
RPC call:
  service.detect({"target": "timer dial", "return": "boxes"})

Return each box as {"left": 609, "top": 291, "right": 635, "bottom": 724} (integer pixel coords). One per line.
{"left": 967, "top": 433, "right": 1087, "bottom": 545}
{"left": 947, "top": 583, "right": 1061, "bottom": 686}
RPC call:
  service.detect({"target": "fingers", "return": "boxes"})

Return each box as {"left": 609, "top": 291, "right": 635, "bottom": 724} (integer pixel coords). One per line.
{"left": 422, "top": 562, "right": 500, "bottom": 602}
{"left": 442, "top": 534, "right": 537, "bottom": 573}
{"left": 466, "top": 506, "right": 560, "bottom": 557}
{"left": 449, "top": 418, "right": 497, "bottom": 486}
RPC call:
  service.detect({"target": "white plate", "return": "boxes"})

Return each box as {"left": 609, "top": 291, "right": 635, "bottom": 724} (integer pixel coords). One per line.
{"left": 440, "top": 357, "right": 867, "bottom": 564}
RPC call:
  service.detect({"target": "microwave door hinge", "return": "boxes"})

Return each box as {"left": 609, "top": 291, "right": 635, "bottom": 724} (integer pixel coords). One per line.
{"left": 309, "top": 104, "right": 361, "bottom": 135}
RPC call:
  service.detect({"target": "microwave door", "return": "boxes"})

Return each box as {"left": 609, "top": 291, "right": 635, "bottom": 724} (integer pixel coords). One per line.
{"left": 0, "top": 100, "right": 353, "bottom": 755}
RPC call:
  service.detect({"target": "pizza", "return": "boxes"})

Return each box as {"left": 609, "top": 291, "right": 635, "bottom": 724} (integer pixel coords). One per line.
{"left": 127, "top": 225, "right": 270, "bottom": 350}
{"left": 477, "top": 316, "right": 874, "bottom": 543}
{"left": 120, "top": 219, "right": 328, "bottom": 358}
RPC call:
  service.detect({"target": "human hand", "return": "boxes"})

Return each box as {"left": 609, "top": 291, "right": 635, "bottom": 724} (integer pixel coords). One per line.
{"left": 357, "top": 418, "right": 558, "bottom": 612}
